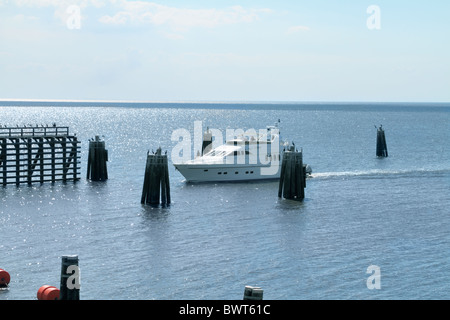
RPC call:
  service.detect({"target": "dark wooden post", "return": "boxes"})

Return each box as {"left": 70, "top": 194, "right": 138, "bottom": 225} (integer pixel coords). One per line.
{"left": 61, "top": 137, "right": 67, "bottom": 182}
{"left": 27, "top": 137, "right": 32, "bottom": 185}
{"left": 164, "top": 155, "right": 171, "bottom": 204}
{"left": 376, "top": 125, "right": 388, "bottom": 157}
{"left": 141, "top": 148, "right": 171, "bottom": 206}
{"left": 59, "top": 255, "right": 80, "bottom": 300}
{"left": 87, "top": 136, "right": 108, "bottom": 181}
{"left": 50, "top": 137, "right": 56, "bottom": 182}
{"left": 278, "top": 148, "right": 306, "bottom": 201}
{"left": 1, "top": 138, "right": 6, "bottom": 185}
{"left": 71, "top": 137, "right": 79, "bottom": 181}
{"left": 14, "top": 138, "right": 20, "bottom": 186}
{"left": 38, "top": 138, "right": 44, "bottom": 184}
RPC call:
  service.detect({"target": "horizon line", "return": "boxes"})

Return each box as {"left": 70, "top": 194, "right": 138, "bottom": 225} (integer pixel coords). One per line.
{"left": 1, "top": 98, "right": 449, "bottom": 104}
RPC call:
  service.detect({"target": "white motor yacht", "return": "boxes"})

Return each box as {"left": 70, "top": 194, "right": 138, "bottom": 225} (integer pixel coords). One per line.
{"left": 173, "top": 122, "right": 311, "bottom": 183}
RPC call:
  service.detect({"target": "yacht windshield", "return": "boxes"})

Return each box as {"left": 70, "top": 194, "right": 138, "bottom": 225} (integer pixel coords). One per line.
{"left": 204, "top": 150, "right": 228, "bottom": 157}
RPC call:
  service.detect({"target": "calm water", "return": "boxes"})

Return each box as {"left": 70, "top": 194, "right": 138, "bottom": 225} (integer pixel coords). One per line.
{"left": 0, "top": 102, "right": 449, "bottom": 300}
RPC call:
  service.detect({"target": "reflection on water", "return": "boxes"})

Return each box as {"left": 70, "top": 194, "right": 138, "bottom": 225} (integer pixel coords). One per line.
{"left": 0, "top": 104, "right": 449, "bottom": 299}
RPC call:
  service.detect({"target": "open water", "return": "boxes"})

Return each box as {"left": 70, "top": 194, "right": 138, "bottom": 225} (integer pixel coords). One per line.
{"left": 0, "top": 101, "right": 449, "bottom": 300}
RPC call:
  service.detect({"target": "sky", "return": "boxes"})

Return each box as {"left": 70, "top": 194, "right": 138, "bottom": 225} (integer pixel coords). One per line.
{"left": 0, "top": 0, "right": 449, "bottom": 102}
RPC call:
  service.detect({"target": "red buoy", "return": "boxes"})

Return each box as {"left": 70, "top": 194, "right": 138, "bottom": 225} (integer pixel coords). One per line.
{"left": 42, "top": 287, "right": 60, "bottom": 300}
{"left": 0, "top": 269, "right": 10, "bottom": 286}
{"left": 37, "top": 285, "right": 60, "bottom": 300}
{"left": 37, "top": 285, "right": 53, "bottom": 300}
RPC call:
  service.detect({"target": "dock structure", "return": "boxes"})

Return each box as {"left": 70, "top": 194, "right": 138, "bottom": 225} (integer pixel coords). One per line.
{"left": 376, "top": 125, "right": 388, "bottom": 157}
{"left": 0, "top": 125, "right": 80, "bottom": 185}
{"left": 86, "top": 136, "right": 108, "bottom": 181}
{"left": 278, "top": 148, "right": 306, "bottom": 201}
{"left": 141, "top": 147, "right": 171, "bottom": 206}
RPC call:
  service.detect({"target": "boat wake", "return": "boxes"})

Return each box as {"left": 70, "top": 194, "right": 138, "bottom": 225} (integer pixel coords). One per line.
{"left": 310, "top": 168, "right": 450, "bottom": 180}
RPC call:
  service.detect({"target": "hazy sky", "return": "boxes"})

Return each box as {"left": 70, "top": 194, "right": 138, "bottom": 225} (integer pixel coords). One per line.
{"left": 0, "top": 0, "right": 449, "bottom": 102}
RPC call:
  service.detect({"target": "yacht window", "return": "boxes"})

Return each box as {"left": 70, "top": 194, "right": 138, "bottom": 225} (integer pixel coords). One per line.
{"left": 250, "top": 171, "right": 254, "bottom": 174}
{"left": 245, "top": 171, "right": 249, "bottom": 174}
{"left": 235, "top": 171, "right": 239, "bottom": 174}
{"left": 224, "top": 172, "right": 227, "bottom": 175}
{"left": 218, "top": 172, "right": 222, "bottom": 175}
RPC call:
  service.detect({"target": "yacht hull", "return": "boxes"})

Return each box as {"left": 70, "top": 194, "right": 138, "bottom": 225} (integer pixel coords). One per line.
{"left": 174, "top": 163, "right": 281, "bottom": 183}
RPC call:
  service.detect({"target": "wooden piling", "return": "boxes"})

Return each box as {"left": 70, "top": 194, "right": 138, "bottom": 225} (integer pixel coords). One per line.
{"left": 0, "top": 126, "right": 80, "bottom": 185}
{"left": 243, "top": 286, "right": 263, "bottom": 300}
{"left": 278, "top": 148, "right": 306, "bottom": 201}
{"left": 86, "top": 136, "right": 108, "bottom": 181}
{"left": 141, "top": 147, "right": 171, "bottom": 206}
{"left": 376, "top": 125, "right": 388, "bottom": 157}
{"left": 0, "top": 138, "right": 6, "bottom": 186}
{"left": 59, "top": 255, "right": 80, "bottom": 300}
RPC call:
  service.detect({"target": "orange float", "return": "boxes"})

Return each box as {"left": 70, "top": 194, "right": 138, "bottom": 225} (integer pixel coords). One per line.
{"left": 0, "top": 269, "right": 10, "bottom": 286}
{"left": 37, "top": 285, "right": 60, "bottom": 300}
{"left": 37, "top": 285, "right": 53, "bottom": 299}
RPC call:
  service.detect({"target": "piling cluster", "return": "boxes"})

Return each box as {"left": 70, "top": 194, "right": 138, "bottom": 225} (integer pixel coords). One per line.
{"left": 141, "top": 147, "right": 171, "bottom": 206}
{"left": 278, "top": 148, "right": 306, "bottom": 201}
{"left": 86, "top": 136, "right": 108, "bottom": 181}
